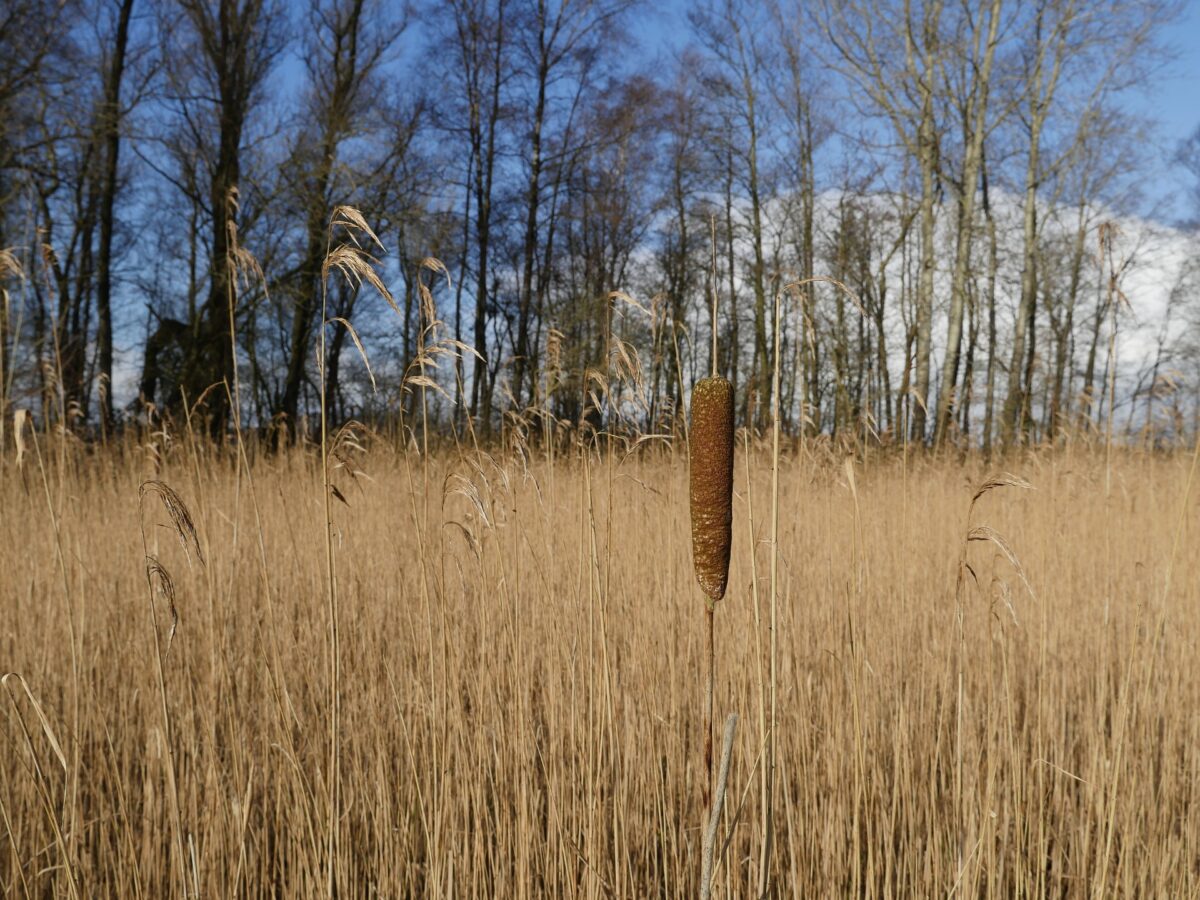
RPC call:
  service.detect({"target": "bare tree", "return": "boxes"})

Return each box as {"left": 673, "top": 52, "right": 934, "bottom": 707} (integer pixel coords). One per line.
{"left": 999, "top": 0, "right": 1176, "bottom": 445}
{"left": 932, "top": 0, "right": 1003, "bottom": 445}
{"left": 510, "top": 0, "right": 630, "bottom": 410}
{"left": 691, "top": 0, "right": 775, "bottom": 427}
{"left": 768, "top": 0, "right": 829, "bottom": 434}
{"left": 819, "top": 0, "right": 947, "bottom": 442}
{"left": 277, "top": 0, "right": 405, "bottom": 436}
{"left": 444, "top": 0, "right": 511, "bottom": 430}
{"left": 166, "top": 0, "right": 284, "bottom": 434}
{"left": 95, "top": 0, "right": 138, "bottom": 427}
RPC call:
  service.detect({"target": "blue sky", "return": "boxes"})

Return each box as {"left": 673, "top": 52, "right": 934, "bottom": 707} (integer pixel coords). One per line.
{"left": 1137, "top": 0, "right": 1200, "bottom": 220}
{"left": 1148, "top": 0, "right": 1200, "bottom": 140}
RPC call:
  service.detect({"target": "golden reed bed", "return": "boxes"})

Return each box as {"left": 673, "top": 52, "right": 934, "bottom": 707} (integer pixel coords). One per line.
{"left": 1, "top": 435, "right": 1198, "bottom": 897}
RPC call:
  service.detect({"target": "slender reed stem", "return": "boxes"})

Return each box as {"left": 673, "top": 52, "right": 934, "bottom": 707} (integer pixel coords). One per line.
{"left": 700, "top": 714, "right": 738, "bottom": 900}
{"left": 758, "top": 287, "right": 782, "bottom": 896}
{"left": 317, "top": 226, "right": 339, "bottom": 896}
{"left": 703, "top": 603, "right": 715, "bottom": 815}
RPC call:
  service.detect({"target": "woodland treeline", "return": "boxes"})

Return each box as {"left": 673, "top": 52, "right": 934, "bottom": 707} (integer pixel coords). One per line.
{"left": 1, "top": 0, "right": 1198, "bottom": 448}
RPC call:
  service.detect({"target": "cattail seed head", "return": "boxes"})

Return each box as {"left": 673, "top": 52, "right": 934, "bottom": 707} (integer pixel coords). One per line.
{"left": 690, "top": 377, "right": 734, "bottom": 604}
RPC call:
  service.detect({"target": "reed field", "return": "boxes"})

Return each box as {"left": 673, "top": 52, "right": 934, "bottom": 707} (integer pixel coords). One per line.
{"left": 2, "top": 0, "right": 1196, "bottom": 894}
{"left": 1, "top": 431, "right": 1199, "bottom": 897}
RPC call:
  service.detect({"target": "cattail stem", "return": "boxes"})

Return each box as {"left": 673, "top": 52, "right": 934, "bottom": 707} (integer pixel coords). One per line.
{"left": 703, "top": 604, "right": 715, "bottom": 816}
{"left": 709, "top": 215, "right": 718, "bottom": 379}
{"left": 700, "top": 713, "right": 738, "bottom": 900}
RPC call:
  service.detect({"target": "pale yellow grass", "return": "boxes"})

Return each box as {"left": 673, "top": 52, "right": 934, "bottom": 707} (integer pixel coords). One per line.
{"left": 1, "top": 437, "right": 1198, "bottom": 896}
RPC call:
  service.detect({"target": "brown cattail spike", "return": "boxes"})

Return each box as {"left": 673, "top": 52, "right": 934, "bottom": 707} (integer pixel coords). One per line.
{"left": 690, "top": 377, "right": 735, "bottom": 604}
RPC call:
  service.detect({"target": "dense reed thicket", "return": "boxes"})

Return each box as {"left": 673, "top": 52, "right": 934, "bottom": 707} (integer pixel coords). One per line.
{"left": 2, "top": 432, "right": 1197, "bottom": 896}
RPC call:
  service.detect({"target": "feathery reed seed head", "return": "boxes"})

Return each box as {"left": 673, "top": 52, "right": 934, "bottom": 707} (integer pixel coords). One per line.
{"left": 690, "top": 377, "right": 734, "bottom": 603}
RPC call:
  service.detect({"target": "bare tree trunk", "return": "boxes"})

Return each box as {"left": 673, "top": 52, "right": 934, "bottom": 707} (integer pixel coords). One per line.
{"left": 1081, "top": 255, "right": 1108, "bottom": 423}
{"left": 722, "top": 138, "right": 740, "bottom": 416}
{"left": 934, "top": 0, "right": 1002, "bottom": 445}
{"left": 1001, "top": 126, "right": 1040, "bottom": 446}
{"left": 874, "top": 277, "right": 892, "bottom": 434}
{"left": 176, "top": 0, "right": 280, "bottom": 437}
{"left": 959, "top": 276, "right": 978, "bottom": 442}
{"left": 463, "top": 0, "right": 507, "bottom": 432}
{"left": 981, "top": 154, "right": 999, "bottom": 454}
{"left": 95, "top": 0, "right": 135, "bottom": 428}
{"left": 1048, "top": 204, "right": 1087, "bottom": 439}
{"left": 514, "top": 16, "right": 547, "bottom": 410}
{"left": 1001, "top": 2, "right": 1071, "bottom": 447}
{"left": 743, "top": 69, "right": 769, "bottom": 429}
{"left": 909, "top": 0, "right": 944, "bottom": 444}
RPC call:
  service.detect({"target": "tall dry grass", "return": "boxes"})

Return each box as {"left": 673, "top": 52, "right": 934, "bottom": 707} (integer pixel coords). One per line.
{"left": 1, "top": 432, "right": 1199, "bottom": 896}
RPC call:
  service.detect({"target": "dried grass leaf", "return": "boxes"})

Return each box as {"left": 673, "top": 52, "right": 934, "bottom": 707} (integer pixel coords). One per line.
{"left": 444, "top": 520, "right": 481, "bottom": 560}
{"left": 139, "top": 481, "right": 204, "bottom": 566}
{"left": 608, "top": 290, "right": 650, "bottom": 317}
{"left": 145, "top": 556, "right": 179, "bottom": 658}
{"left": 405, "top": 374, "right": 450, "bottom": 400}
{"left": 330, "top": 205, "right": 384, "bottom": 250}
{"left": 419, "top": 257, "right": 452, "bottom": 290}
{"left": 968, "top": 524, "right": 1036, "bottom": 617}
{"left": 327, "top": 316, "right": 376, "bottom": 393}
{"left": 13, "top": 408, "right": 28, "bottom": 469}
{"left": 2, "top": 673, "right": 68, "bottom": 772}
{"left": 972, "top": 472, "right": 1033, "bottom": 505}
{"left": 322, "top": 245, "right": 397, "bottom": 313}
{"left": 0, "top": 247, "right": 24, "bottom": 280}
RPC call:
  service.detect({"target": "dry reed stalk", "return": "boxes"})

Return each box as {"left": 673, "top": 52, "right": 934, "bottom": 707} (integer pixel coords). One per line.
{"left": 3, "top": 672, "right": 78, "bottom": 899}
{"left": 758, "top": 286, "right": 784, "bottom": 896}
{"left": 0, "top": 248, "right": 24, "bottom": 454}
{"left": 699, "top": 713, "right": 738, "bottom": 900}
{"left": 316, "top": 205, "right": 395, "bottom": 893}
{"left": 137, "top": 478, "right": 202, "bottom": 896}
